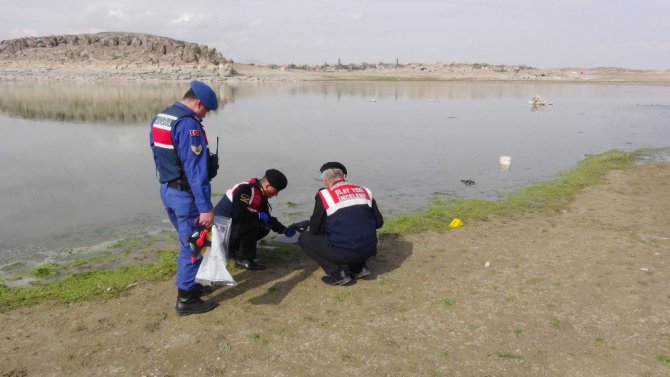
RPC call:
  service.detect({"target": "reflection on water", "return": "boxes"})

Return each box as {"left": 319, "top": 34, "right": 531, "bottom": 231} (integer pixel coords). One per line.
{"left": 0, "top": 81, "right": 238, "bottom": 123}
{"left": 1, "top": 80, "right": 669, "bottom": 269}
{"left": 208, "top": 80, "right": 542, "bottom": 102}
{"left": 0, "top": 80, "right": 595, "bottom": 124}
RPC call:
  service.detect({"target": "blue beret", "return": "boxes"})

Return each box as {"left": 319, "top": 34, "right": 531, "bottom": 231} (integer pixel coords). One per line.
{"left": 190, "top": 80, "right": 218, "bottom": 111}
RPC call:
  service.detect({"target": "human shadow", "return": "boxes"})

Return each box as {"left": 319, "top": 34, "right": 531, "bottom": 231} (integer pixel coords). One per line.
{"left": 208, "top": 243, "right": 316, "bottom": 306}
{"left": 360, "top": 233, "right": 413, "bottom": 280}
{"left": 246, "top": 262, "right": 320, "bottom": 305}
{"left": 207, "top": 232, "right": 412, "bottom": 305}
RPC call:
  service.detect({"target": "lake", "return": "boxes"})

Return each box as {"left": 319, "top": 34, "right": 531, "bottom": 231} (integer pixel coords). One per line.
{"left": 0, "top": 80, "right": 668, "bottom": 268}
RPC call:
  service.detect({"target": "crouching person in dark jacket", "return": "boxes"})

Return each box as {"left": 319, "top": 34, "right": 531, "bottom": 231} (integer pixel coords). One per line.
{"left": 298, "top": 162, "right": 384, "bottom": 286}
{"left": 214, "top": 169, "right": 295, "bottom": 271}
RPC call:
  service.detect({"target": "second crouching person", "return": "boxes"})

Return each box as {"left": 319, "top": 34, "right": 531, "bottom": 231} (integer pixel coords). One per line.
{"left": 214, "top": 169, "right": 295, "bottom": 270}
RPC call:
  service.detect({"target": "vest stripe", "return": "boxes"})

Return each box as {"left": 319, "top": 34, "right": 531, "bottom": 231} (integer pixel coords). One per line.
{"left": 155, "top": 113, "right": 178, "bottom": 124}
{"left": 153, "top": 142, "right": 174, "bottom": 149}
{"left": 319, "top": 183, "right": 373, "bottom": 216}
{"left": 152, "top": 114, "right": 175, "bottom": 150}
{"left": 152, "top": 128, "right": 173, "bottom": 147}
{"left": 153, "top": 123, "right": 172, "bottom": 131}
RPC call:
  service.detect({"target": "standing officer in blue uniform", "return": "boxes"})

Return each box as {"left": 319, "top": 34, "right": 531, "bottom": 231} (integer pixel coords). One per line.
{"left": 298, "top": 162, "right": 384, "bottom": 286}
{"left": 150, "top": 80, "right": 220, "bottom": 315}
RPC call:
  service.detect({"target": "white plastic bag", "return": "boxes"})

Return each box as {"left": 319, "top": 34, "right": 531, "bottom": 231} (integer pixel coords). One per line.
{"left": 195, "top": 216, "right": 236, "bottom": 286}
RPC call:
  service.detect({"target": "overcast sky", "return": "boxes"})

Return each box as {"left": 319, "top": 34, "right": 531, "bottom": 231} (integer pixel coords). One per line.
{"left": 2, "top": 0, "right": 668, "bottom": 69}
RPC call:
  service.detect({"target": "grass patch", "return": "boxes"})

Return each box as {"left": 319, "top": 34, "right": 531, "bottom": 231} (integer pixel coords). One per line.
{"left": 656, "top": 355, "right": 670, "bottom": 365}
{"left": 3, "top": 235, "right": 171, "bottom": 285}
{"left": 32, "top": 263, "right": 59, "bottom": 278}
{"left": 0, "top": 249, "right": 178, "bottom": 312}
{"left": 249, "top": 332, "right": 269, "bottom": 346}
{"left": 382, "top": 150, "right": 639, "bottom": 234}
{"left": 110, "top": 237, "right": 150, "bottom": 253}
{"left": 68, "top": 252, "right": 125, "bottom": 269}
{"left": 497, "top": 352, "right": 522, "bottom": 360}
{"left": 441, "top": 298, "right": 455, "bottom": 309}
{"left": 219, "top": 342, "right": 231, "bottom": 352}
{"left": 336, "top": 291, "right": 352, "bottom": 303}
{"left": 9, "top": 252, "right": 128, "bottom": 284}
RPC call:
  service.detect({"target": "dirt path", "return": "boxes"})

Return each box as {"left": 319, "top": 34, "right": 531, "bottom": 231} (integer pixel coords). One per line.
{"left": 1, "top": 162, "right": 669, "bottom": 377}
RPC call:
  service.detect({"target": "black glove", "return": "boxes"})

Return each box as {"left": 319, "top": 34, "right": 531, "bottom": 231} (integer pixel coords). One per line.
{"left": 287, "top": 220, "right": 310, "bottom": 233}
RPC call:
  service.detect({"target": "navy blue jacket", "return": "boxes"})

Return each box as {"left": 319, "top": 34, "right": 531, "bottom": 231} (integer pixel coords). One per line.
{"left": 150, "top": 102, "right": 213, "bottom": 213}
{"left": 308, "top": 180, "right": 383, "bottom": 253}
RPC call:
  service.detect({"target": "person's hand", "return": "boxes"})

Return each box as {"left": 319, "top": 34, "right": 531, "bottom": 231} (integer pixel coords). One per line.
{"left": 258, "top": 212, "right": 270, "bottom": 223}
{"left": 284, "top": 228, "right": 296, "bottom": 237}
{"left": 199, "top": 211, "right": 214, "bottom": 228}
{"left": 287, "top": 220, "right": 310, "bottom": 232}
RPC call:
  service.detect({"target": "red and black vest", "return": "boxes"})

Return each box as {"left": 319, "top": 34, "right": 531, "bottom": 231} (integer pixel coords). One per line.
{"left": 215, "top": 178, "right": 264, "bottom": 217}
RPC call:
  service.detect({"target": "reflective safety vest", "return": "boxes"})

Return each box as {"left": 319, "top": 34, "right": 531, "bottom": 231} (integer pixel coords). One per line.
{"left": 215, "top": 178, "right": 264, "bottom": 217}
{"left": 150, "top": 104, "right": 208, "bottom": 183}
{"left": 318, "top": 180, "right": 378, "bottom": 253}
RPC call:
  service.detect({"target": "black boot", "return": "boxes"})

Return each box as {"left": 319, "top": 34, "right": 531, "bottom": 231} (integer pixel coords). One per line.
{"left": 192, "top": 283, "right": 214, "bottom": 297}
{"left": 175, "top": 289, "right": 217, "bottom": 316}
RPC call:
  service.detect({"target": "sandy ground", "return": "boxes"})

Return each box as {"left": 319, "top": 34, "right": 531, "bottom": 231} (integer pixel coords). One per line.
{"left": 1, "top": 161, "right": 668, "bottom": 376}
{"left": 231, "top": 63, "right": 670, "bottom": 85}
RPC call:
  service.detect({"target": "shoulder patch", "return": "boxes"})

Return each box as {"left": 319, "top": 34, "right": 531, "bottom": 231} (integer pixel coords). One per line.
{"left": 190, "top": 130, "right": 200, "bottom": 137}
{"left": 239, "top": 194, "right": 250, "bottom": 204}
{"left": 191, "top": 145, "right": 203, "bottom": 155}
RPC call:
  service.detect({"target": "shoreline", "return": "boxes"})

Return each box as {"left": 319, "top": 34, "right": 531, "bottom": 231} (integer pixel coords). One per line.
{"left": 1, "top": 62, "right": 669, "bottom": 84}
{"left": 2, "top": 148, "right": 668, "bottom": 293}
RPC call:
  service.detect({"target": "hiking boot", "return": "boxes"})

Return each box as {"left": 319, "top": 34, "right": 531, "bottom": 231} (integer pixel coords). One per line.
{"left": 321, "top": 269, "right": 352, "bottom": 286}
{"left": 175, "top": 289, "right": 217, "bottom": 316}
{"left": 353, "top": 267, "right": 371, "bottom": 279}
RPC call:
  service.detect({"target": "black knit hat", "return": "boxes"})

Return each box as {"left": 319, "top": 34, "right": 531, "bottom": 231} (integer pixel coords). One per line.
{"left": 319, "top": 161, "right": 347, "bottom": 175}
{"left": 265, "top": 169, "right": 287, "bottom": 191}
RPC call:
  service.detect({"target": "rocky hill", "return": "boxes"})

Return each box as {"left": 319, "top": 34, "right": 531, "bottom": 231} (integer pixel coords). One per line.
{"left": 0, "top": 32, "right": 235, "bottom": 80}
{"left": 1, "top": 32, "right": 668, "bottom": 83}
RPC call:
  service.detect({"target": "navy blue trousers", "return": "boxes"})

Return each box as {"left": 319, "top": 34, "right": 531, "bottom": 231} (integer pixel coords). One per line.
{"left": 298, "top": 232, "right": 373, "bottom": 275}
